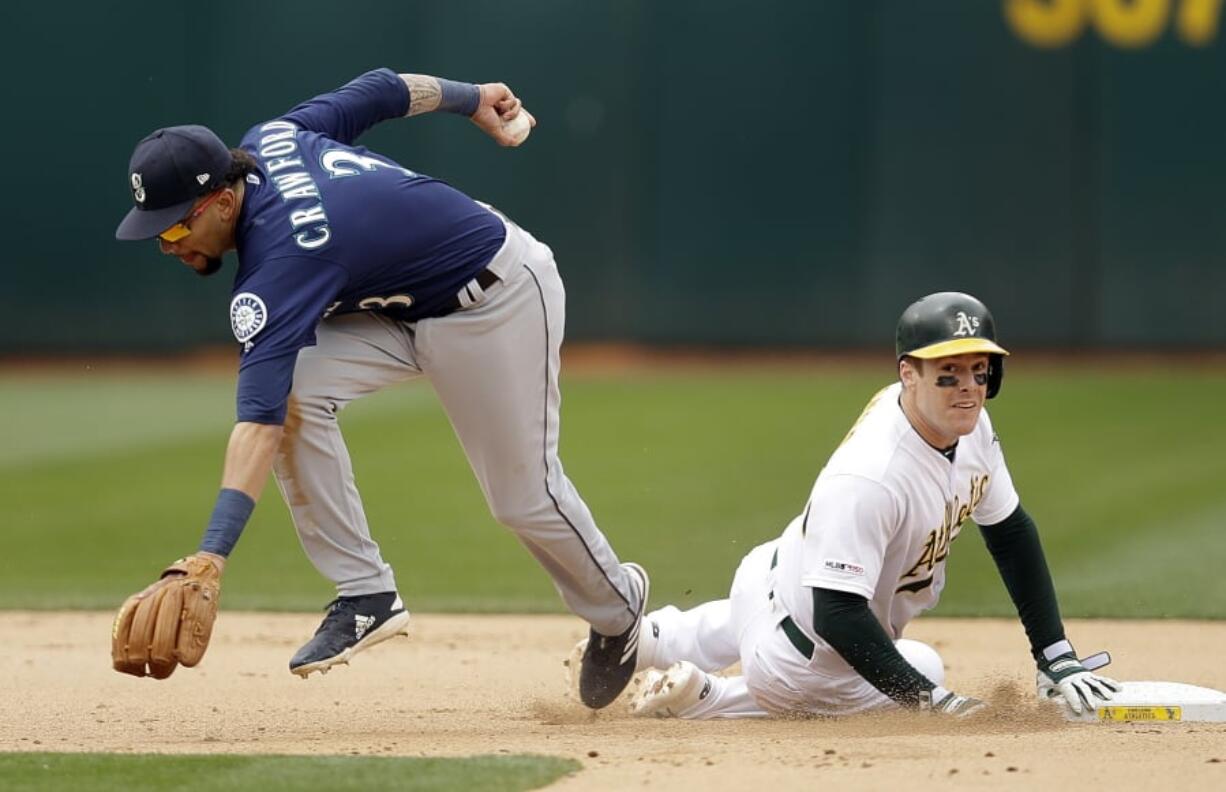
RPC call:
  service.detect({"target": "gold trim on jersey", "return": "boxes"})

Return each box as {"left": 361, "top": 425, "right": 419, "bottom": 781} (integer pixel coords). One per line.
{"left": 837, "top": 385, "right": 894, "bottom": 450}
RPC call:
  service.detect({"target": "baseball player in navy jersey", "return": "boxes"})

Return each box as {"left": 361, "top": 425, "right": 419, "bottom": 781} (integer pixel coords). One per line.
{"left": 609, "top": 293, "right": 1120, "bottom": 719}
{"left": 113, "top": 69, "right": 646, "bottom": 709}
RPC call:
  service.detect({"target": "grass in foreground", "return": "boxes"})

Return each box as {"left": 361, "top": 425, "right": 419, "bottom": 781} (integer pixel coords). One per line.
{"left": 0, "top": 752, "right": 580, "bottom": 792}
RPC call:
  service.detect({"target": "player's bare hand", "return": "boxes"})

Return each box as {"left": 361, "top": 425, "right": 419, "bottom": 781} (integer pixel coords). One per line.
{"left": 471, "top": 83, "right": 537, "bottom": 147}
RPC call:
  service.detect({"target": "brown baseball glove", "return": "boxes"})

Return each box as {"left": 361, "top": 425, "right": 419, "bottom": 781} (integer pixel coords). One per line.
{"left": 111, "top": 553, "right": 224, "bottom": 678}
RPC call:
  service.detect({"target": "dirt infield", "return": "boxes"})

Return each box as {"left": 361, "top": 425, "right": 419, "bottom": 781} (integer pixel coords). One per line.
{"left": 2, "top": 613, "right": 1223, "bottom": 790}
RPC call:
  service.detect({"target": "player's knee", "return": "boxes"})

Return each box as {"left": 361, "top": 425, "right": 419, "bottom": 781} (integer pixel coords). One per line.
{"left": 896, "top": 638, "right": 945, "bottom": 687}
{"left": 487, "top": 499, "right": 540, "bottom": 530}
{"left": 284, "top": 386, "right": 341, "bottom": 423}
{"left": 284, "top": 358, "right": 351, "bottom": 421}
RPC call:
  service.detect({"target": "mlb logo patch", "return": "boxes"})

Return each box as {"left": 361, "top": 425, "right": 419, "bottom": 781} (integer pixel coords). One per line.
{"left": 823, "top": 559, "right": 865, "bottom": 576}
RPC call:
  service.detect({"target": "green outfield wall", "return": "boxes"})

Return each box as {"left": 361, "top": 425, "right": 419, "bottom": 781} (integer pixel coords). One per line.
{"left": 3, "top": 0, "right": 1223, "bottom": 353}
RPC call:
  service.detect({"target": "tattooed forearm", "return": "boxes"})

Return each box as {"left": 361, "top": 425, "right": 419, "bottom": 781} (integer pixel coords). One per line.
{"left": 400, "top": 73, "right": 481, "bottom": 117}
{"left": 401, "top": 74, "right": 442, "bottom": 116}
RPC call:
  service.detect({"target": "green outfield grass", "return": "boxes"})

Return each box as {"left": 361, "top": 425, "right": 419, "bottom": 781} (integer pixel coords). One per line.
{"left": 1, "top": 360, "right": 1223, "bottom": 618}
{"left": 0, "top": 752, "right": 579, "bottom": 792}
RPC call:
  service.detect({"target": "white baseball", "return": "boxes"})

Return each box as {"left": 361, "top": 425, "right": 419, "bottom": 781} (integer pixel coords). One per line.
{"left": 502, "top": 111, "right": 532, "bottom": 145}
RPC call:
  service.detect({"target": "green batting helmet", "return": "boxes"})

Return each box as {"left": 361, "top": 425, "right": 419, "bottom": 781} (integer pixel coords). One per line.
{"left": 896, "top": 292, "right": 1010, "bottom": 398}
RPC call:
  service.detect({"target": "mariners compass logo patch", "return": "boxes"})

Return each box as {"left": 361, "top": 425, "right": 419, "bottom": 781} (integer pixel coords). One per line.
{"left": 230, "top": 292, "right": 267, "bottom": 348}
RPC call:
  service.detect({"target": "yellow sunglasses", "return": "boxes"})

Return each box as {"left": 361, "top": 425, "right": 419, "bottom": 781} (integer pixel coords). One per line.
{"left": 158, "top": 190, "right": 223, "bottom": 243}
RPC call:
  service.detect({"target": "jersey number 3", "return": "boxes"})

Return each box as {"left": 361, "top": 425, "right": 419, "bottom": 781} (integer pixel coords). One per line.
{"left": 321, "top": 150, "right": 416, "bottom": 316}
{"left": 321, "top": 150, "right": 415, "bottom": 179}
{"left": 358, "top": 294, "right": 414, "bottom": 311}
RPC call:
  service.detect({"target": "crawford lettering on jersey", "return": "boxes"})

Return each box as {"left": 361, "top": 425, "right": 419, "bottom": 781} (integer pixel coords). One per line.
{"left": 897, "top": 473, "right": 990, "bottom": 594}
{"left": 256, "top": 121, "right": 331, "bottom": 251}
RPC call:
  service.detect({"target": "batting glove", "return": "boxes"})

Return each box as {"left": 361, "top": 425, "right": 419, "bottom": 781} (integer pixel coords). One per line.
{"left": 1036, "top": 640, "right": 1122, "bottom": 715}
{"left": 921, "top": 686, "right": 988, "bottom": 718}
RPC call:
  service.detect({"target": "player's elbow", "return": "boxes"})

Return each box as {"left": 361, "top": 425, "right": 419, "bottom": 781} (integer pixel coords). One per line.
{"left": 810, "top": 586, "right": 872, "bottom": 639}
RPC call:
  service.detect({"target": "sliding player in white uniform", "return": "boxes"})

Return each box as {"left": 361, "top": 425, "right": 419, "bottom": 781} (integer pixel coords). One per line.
{"left": 617, "top": 292, "right": 1120, "bottom": 719}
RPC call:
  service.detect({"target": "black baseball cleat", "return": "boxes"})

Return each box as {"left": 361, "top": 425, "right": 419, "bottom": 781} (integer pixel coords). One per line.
{"left": 579, "top": 562, "right": 650, "bottom": 709}
{"left": 289, "top": 591, "right": 410, "bottom": 678}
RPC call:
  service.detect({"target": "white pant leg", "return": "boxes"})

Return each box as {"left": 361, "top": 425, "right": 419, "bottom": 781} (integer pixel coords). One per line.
{"left": 416, "top": 223, "right": 638, "bottom": 636}
{"left": 641, "top": 601, "right": 738, "bottom": 673}
{"left": 274, "top": 313, "right": 423, "bottom": 596}
{"left": 641, "top": 538, "right": 781, "bottom": 673}
{"left": 742, "top": 620, "right": 948, "bottom": 716}
{"left": 646, "top": 545, "right": 941, "bottom": 720}
{"left": 897, "top": 638, "right": 945, "bottom": 687}
{"left": 679, "top": 673, "right": 767, "bottom": 720}
{"left": 728, "top": 539, "right": 779, "bottom": 638}
{"left": 732, "top": 539, "right": 947, "bottom": 716}
{"left": 638, "top": 536, "right": 945, "bottom": 719}
{"left": 651, "top": 539, "right": 782, "bottom": 720}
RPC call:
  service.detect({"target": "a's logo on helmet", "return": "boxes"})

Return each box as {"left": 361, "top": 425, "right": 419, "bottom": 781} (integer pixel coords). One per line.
{"left": 953, "top": 311, "right": 980, "bottom": 337}
{"left": 230, "top": 292, "right": 268, "bottom": 346}
{"left": 130, "top": 172, "right": 146, "bottom": 205}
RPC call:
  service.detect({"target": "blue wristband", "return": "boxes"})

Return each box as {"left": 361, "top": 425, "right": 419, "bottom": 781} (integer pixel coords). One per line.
{"left": 199, "top": 488, "right": 255, "bottom": 557}
{"left": 437, "top": 78, "right": 481, "bottom": 116}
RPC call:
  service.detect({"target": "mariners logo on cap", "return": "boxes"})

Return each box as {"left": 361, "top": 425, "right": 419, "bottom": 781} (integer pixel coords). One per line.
{"left": 131, "top": 173, "right": 146, "bottom": 205}
{"left": 230, "top": 292, "right": 267, "bottom": 346}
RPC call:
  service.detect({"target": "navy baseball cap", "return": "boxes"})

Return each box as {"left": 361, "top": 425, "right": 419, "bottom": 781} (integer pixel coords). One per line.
{"left": 115, "top": 125, "right": 233, "bottom": 241}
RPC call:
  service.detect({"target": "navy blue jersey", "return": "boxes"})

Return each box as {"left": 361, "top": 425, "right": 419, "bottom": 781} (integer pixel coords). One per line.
{"left": 229, "top": 69, "right": 506, "bottom": 423}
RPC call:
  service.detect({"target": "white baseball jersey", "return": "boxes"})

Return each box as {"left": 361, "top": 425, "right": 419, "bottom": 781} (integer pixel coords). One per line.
{"left": 774, "top": 382, "right": 1019, "bottom": 674}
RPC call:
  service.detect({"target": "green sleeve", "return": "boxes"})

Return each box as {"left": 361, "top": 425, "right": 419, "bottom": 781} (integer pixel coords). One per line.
{"left": 811, "top": 587, "right": 935, "bottom": 706}
{"left": 978, "top": 503, "right": 1067, "bottom": 660}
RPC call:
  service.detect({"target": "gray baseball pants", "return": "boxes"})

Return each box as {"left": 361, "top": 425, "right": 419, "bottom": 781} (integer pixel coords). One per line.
{"left": 272, "top": 214, "right": 639, "bottom": 636}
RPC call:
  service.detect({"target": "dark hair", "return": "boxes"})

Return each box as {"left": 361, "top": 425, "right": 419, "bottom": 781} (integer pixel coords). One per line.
{"left": 223, "top": 148, "right": 259, "bottom": 186}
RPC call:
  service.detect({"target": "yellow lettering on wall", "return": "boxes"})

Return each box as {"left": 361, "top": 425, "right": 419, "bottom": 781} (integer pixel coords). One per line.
{"left": 1005, "top": 0, "right": 1088, "bottom": 48}
{"left": 1092, "top": 0, "right": 1171, "bottom": 47}
{"left": 1005, "top": 0, "right": 1220, "bottom": 47}
{"left": 1177, "top": 0, "right": 1225, "bottom": 45}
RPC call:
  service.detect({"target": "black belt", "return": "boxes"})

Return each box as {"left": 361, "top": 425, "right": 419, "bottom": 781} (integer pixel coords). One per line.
{"left": 445, "top": 268, "right": 500, "bottom": 313}
{"left": 770, "top": 548, "right": 816, "bottom": 660}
